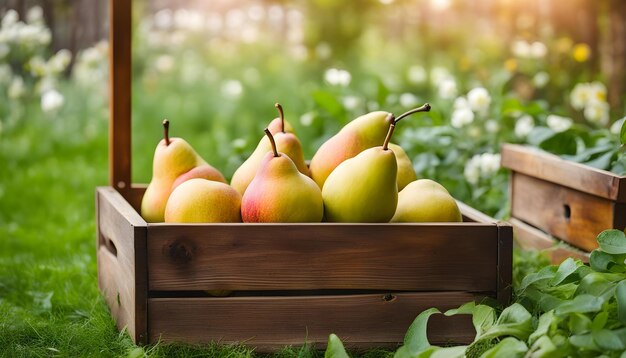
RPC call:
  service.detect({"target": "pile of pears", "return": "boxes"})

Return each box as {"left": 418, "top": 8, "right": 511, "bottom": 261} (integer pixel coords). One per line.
{"left": 140, "top": 102, "right": 462, "bottom": 224}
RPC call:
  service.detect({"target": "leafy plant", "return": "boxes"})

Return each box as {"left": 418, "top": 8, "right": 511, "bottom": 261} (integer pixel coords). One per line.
{"left": 325, "top": 229, "right": 626, "bottom": 357}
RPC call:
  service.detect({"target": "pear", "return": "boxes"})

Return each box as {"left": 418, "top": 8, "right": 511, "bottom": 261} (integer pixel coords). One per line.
{"left": 231, "top": 103, "right": 309, "bottom": 196}
{"left": 310, "top": 103, "right": 430, "bottom": 189}
{"left": 164, "top": 178, "right": 242, "bottom": 223}
{"left": 241, "top": 129, "right": 323, "bottom": 223}
{"left": 322, "top": 123, "right": 401, "bottom": 223}
{"left": 141, "top": 120, "right": 226, "bottom": 222}
{"left": 391, "top": 179, "right": 462, "bottom": 223}
{"left": 388, "top": 143, "right": 418, "bottom": 191}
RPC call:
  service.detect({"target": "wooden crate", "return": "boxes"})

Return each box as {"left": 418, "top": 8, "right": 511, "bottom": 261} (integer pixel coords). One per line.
{"left": 97, "top": 0, "right": 513, "bottom": 351}
{"left": 501, "top": 143, "right": 626, "bottom": 263}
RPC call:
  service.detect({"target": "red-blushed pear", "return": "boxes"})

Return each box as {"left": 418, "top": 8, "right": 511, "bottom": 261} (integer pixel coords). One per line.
{"left": 231, "top": 103, "right": 309, "bottom": 196}
{"left": 309, "top": 103, "right": 431, "bottom": 189}
{"left": 141, "top": 120, "right": 226, "bottom": 222}
{"left": 391, "top": 179, "right": 462, "bottom": 222}
{"left": 164, "top": 178, "right": 242, "bottom": 223}
{"left": 388, "top": 143, "right": 418, "bottom": 191}
{"left": 241, "top": 129, "right": 323, "bottom": 223}
{"left": 322, "top": 122, "right": 399, "bottom": 222}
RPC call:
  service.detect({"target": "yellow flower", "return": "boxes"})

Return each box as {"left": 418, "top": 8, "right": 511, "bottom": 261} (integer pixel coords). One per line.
{"left": 572, "top": 43, "right": 591, "bottom": 62}
{"left": 504, "top": 58, "right": 517, "bottom": 73}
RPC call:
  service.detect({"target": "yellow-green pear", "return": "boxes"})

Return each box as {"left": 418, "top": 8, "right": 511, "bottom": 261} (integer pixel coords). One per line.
{"left": 388, "top": 143, "right": 418, "bottom": 191}
{"left": 241, "top": 129, "right": 323, "bottom": 223}
{"left": 391, "top": 179, "right": 462, "bottom": 222}
{"left": 141, "top": 120, "right": 226, "bottom": 222}
{"left": 310, "top": 103, "right": 430, "bottom": 189}
{"left": 231, "top": 103, "right": 309, "bottom": 196}
{"left": 164, "top": 178, "right": 242, "bottom": 223}
{"left": 322, "top": 123, "right": 400, "bottom": 223}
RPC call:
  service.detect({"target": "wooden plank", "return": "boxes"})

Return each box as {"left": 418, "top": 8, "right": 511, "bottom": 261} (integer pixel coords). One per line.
{"left": 128, "top": 185, "right": 147, "bottom": 214}
{"left": 511, "top": 172, "right": 610, "bottom": 252}
{"left": 109, "top": 0, "right": 132, "bottom": 195}
{"left": 458, "top": 201, "right": 497, "bottom": 223}
{"left": 97, "top": 187, "right": 148, "bottom": 344}
{"left": 146, "top": 224, "right": 498, "bottom": 292}
{"left": 510, "top": 218, "right": 590, "bottom": 264}
{"left": 148, "top": 292, "right": 483, "bottom": 350}
{"left": 501, "top": 144, "right": 626, "bottom": 202}
{"left": 496, "top": 223, "right": 513, "bottom": 306}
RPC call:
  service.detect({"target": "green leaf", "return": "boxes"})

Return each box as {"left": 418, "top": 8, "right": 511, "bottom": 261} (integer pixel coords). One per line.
{"left": 617, "top": 280, "right": 626, "bottom": 324}
{"left": 478, "top": 337, "right": 527, "bottom": 358}
{"left": 583, "top": 150, "right": 616, "bottom": 170}
{"left": 568, "top": 313, "right": 592, "bottom": 335}
{"left": 555, "top": 294, "right": 604, "bottom": 315}
{"left": 527, "top": 336, "right": 557, "bottom": 358}
{"left": 591, "top": 311, "right": 609, "bottom": 332}
{"left": 479, "top": 304, "right": 533, "bottom": 341}
{"left": 471, "top": 305, "right": 497, "bottom": 339}
{"left": 550, "top": 258, "right": 580, "bottom": 286}
{"left": 400, "top": 308, "right": 441, "bottom": 356}
{"left": 620, "top": 119, "right": 626, "bottom": 145}
{"left": 444, "top": 302, "right": 476, "bottom": 316}
{"left": 590, "top": 250, "right": 621, "bottom": 272}
{"left": 519, "top": 265, "right": 558, "bottom": 291}
{"left": 529, "top": 311, "right": 556, "bottom": 345}
{"left": 429, "top": 346, "right": 466, "bottom": 358}
{"left": 593, "top": 329, "right": 626, "bottom": 351}
{"left": 324, "top": 334, "right": 350, "bottom": 358}
{"left": 570, "top": 333, "right": 599, "bottom": 350}
{"left": 597, "top": 230, "right": 626, "bottom": 254}
{"left": 312, "top": 90, "right": 344, "bottom": 118}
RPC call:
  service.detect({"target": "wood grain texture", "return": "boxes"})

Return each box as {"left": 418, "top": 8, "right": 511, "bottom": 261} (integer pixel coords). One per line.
{"left": 146, "top": 224, "right": 499, "bottom": 292}
{"left": 148, "top": 292, "right": 483, "bottom": 350}
{"left": 501, "top": 144, "right": 626, "bottom": 202}
{"left": 511, "top": 172, "right": 611, "bottom": 252}
{"left": 497, "top": 223, "right": 513, "bottom": 306}
{"left": 510, "top": 218, "right": 590, "bottom": 264}
{"left": 96, "top": 187, "right": 148, "bottom": 344}
{"left": 109, "top": 0, "right": 132, "bottom": 194}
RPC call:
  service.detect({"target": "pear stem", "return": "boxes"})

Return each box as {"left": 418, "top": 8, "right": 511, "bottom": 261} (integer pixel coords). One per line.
{"left": 394, "top": 103, "right": 431, "bottom": 124}
{"left": 275, "top": 103, "right": 285, "bottom": 133}
{"left": 383, "top": 123, "right": 396, "bottom": 151}
{"left": 163, "top": 119, "right": 170, "bottom": 146}
{"left": 264, "top": 128, "right": 279, "bottom": 157}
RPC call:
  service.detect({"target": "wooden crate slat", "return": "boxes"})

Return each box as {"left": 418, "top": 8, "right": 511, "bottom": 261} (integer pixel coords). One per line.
{"left": 501, "top": 144, "right": 626, "bottom": 202}
{"left": 511, "top": 172, "right": 612, "bottom": 252}
{"left": 148, "top": 292, "right": 482, "bottom": 350}
{"left": 96, "top": 187, "right": 148, "bottom": 343}
{"left": 146, "top": 224, "right": 499, "bottom": 292}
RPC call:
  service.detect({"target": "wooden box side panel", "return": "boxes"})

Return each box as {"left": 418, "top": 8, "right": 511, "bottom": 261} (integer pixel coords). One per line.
{"left": 146, "top": 224, "right": 499, "bottom": 292}
{"left": 501, "top": 144, "right": 626, "bottom": 202}
{"left": 510, "top": 172, "right": 613, "bottom": 252}
{"left": 148, "top": 292, "right": 481, "bottom": 350}
{"left": 96, "top": 187, "right": 148, "bottom": 343}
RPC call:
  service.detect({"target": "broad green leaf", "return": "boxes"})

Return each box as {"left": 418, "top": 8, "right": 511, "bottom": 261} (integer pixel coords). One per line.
{"left": 583, "top": 150, "right": 616, "bottom": 170}
{"left": 570, "top": 333, "right": 599, "bottom": 350}
{"left": 471, "top": 305, "right": 496, "bottom": 339}
{"left": 394, "top": 345, "right": 438, "bottom": 358}
{"left": 444, "top": 302, "right": 475, "bottom": 316}
{"left": 478, "top": 304, "right": 533, "bottom": 342}
{"left": 590, "top": 250, "right": 621, "bottom": 272}
{"left": 617, "top": 280, "right": 626, "bottom": 324}
{"left": 401, "top": 308, "right": 441, "bottom": 356}
{"left": 555, "top": 294, "right": 604, "bottom": 315}
{"left": 520, "top": 286, "right": 564, "bottom": 312}
{"left": 324, "top": 334, "right": 349, "bottom": 358}
{"left": 529, "top": 311, "right": 556, "bottom": 344}
{"left": 519, "top": 265, "right": 558, "bottom": 291}
{"left": 621, "top": 118, "right": 626, "bottom": 145}
{"left": 478, "top": 337, "right": 527, "bottom": 358}
{"left": 539, "top": 131, "right": 578, "bottom": 155}
{"left": 591, "top": 311, "right": 609, "bottom": 332}
{"left": 429, "top": 346, "right": 466, "bottom": 358}
{"left": 568, "top": 312, "right": 592, "bottom": 335}
{"left": 550, "top": 258, "right": 580, "bottom": 286}
{"left": 597, "top": 230, "right": 626, "bottom": 254}
{"left": 527, "top": 336, "right": 557, "bottom": 358}
{"left": 593, "top": 329, "right": 626, "bottom": 351}
{"left": 574, "top": 272, "right": 621, "bottom": 297}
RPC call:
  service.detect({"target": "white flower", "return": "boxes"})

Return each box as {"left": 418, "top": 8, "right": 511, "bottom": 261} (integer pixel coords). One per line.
{"left": 511, "top": 40, "right": 531, "bottom": 58}
{"left": 480, "top": 153, "right": 501, "bottom": 176}
{"left": 514, "top": 115, "right": 534, "bottom": 138}
{"left": 8, "top": 76, "right": 25, "bottom": 99}
{"left": 154, "top": 55, "right": 175, "bottom": 74}
{"left": 584, "top": 99, "right": 609, "bottom": 126}
{"left": 324, "top": 68, "right": 351, "bottom": 87}
{"left": 451, "top": 107, "right": 474, "bottom": 128}
{"left": 221, "top": 79, "right": 243, "bottom": 98}
{"left": 26, "top": 6, "right": 44, "bottom": 24}
{"left": 342, "top": 96, "right": 361, "bottom": 110}
{"left": 529, "top": 41, "right": 547, "bottom": 58}
{"left": 611, "top": 117, "right": 625, "bottom": 135}
{"left": 2, "top": 10, "right": 19, "bottom": 28}
{"left": 467, "top": 87, "right": 491, "bottom": 114}
{"left": 408, "top": 65, "right": 426, "bottom": 84}
{"left": 547, "top": 114, "right": 573, "bottom": 132}
{"left": 587, "top": 81, "right": 607, "bottom": 102}
{"left": 232, "top": 138, "right": 247, "bottom": 150}
{"left": 533, "top": 72, "right": 549, "bottom": 88}
{"left": 485, "top": 119, "right": 499, "bottom": 133}
{"left": 41, "top": 89, "right": 64, "bottom": 113}
{"left": 49, "top": 49, "right": 72, "bottom": 73}
{"left": 399, "top": 93, "right": 419, "bottom": 108}
{"left": 154, "top": 9, "right": 173, "bottom": 29}
{"left": 464, "top": 155, "right": 482, "bottom": 184}
{"left": 300, "top": 112, "right": 315, "bottom": 126}
{"left": 438, "top": 78, "right": 457, "bottom": 100}
{"left": 453, "top": 96, "right": 470, "bottom": 110}
{"left": 430, "top": 66, "right": 450, "bottom": 85}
